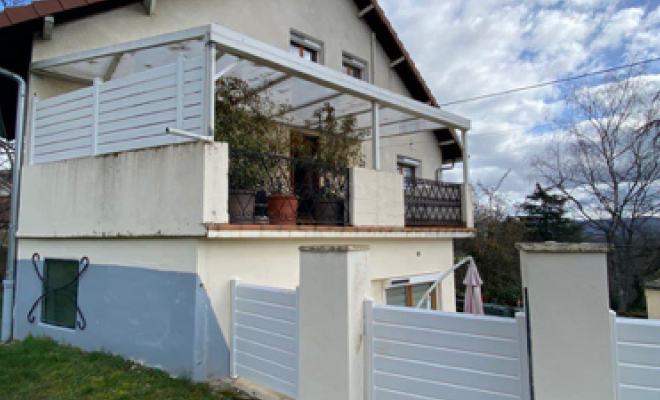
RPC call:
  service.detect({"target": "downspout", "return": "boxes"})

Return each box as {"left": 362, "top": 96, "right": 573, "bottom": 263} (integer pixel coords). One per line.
{"left": 0, "top": 67, "right": 26, "bottom": 342}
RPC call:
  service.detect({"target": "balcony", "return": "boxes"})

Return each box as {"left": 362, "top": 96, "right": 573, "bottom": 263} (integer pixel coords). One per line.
{"left": 227, "top": 148, "right": 350, "bottom": 226}
{"left": 404, "top": 178, "right": 463, "bottom": 226}
{"left": 25, "top": 24, "right": 473, "bottom": 232}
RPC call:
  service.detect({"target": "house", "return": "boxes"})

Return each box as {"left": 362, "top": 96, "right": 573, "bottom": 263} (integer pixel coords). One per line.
{"left": 1, "top": 0, "right": 473, "bottom": 381}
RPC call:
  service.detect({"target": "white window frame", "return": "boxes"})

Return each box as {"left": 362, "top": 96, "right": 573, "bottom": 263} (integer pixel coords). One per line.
{"left": 290, "top": 30, "right": 324, "bottom": 64}
{"left": 342, "top": 52, "right": 368, "bottom": 81}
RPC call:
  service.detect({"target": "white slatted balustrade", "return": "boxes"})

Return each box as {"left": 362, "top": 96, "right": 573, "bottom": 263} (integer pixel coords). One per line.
{"left": 30, "top": 55, "right": 205, "bottom": 165}
{"left": 616, "top": 317, "right": 660, "bottom": 400}
{"left": 231, "top": 281, "right": 298, "bottom": 399}
{"left": 366, "top": 302, "right": 531, "bottom": 400}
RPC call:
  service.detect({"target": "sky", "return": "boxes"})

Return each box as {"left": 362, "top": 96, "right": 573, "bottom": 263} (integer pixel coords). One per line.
{"left": 379, "top": 0, "right": 660, "bottom": 204}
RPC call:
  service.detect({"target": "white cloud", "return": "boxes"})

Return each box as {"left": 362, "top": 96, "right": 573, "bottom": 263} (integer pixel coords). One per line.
{"left": 379, "top": 0, "right": 660, "bottom": 204}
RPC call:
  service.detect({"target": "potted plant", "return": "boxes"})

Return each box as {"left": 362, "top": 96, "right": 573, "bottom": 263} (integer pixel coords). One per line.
{"left": 214, "top": 77, "right": 291, "bottom": 223}
{"left": 263, "top": 125, "right": 299, "bottom": 225}
{"left": 307, "top": 103, "right": 366, "bottom": 224}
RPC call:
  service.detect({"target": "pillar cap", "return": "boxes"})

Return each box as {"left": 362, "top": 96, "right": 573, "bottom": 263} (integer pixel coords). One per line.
{"left": 646, "top": 279, "right": 660, "bottom": 290}
{"left": 299, "top": 245, "right": 369, "bottom": 253}
{"left": 516, "top": 242, "right": 611, "bottom": 253}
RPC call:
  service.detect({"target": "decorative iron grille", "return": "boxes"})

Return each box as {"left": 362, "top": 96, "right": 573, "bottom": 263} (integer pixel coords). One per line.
{"left": 228, "top": 148, "right": 350, "bottom": 226}
{"left": 404, "top": 177, "right": 463, "bottom": 226}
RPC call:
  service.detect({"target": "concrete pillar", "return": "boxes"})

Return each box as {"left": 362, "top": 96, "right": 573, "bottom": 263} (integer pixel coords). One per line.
{"left": 517, "top": 242, "right": 616, "bottom": 400}
{"left": 298, "top": 245, "right": 370, "bottom": 400}
{"left": 646, "top": 279, "right": 660, "bottom": 319}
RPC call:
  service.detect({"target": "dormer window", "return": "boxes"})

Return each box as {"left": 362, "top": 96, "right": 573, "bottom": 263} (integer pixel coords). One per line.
{"left": 290, "top": 31, "right": 322, "bottom": 63}
{"left": 343, "top": 53, "right": 366, "bottom": 80}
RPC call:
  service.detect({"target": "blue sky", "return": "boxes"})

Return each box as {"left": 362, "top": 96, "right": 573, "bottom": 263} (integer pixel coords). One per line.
{"left": 380, "top": 0, "right": 660, "bottom": 202}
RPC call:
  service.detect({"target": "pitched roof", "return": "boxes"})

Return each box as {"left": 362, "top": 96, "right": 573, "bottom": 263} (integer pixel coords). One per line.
{"left": 0, "top": 0, "right": 106, "bottom": 28}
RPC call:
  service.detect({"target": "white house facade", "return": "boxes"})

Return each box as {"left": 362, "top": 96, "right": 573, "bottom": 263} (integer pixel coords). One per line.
{"left": 2, "top": 0, "right": 474, "bottom": 382}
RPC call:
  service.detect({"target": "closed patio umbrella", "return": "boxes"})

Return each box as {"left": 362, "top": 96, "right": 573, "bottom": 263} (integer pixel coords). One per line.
{"left": 463, "top": 259, "right": 484, "bottom": 315}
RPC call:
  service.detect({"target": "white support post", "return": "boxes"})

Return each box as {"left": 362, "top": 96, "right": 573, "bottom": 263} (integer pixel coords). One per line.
{"left": 364, "top": 299, "right": 375, "bottom": 400}
{"left": 516, "top": 312, "right": 532, "bottom": 400}
{"left": 175, "top": 54, "right": 185, "bottom": 132}
{"left": 298, "top": 245, "right": 370, "bottom": 400}
{"left": 229, "top": 278, "right": 240, "bottom": 379}
{"left": 372, "top": 102, "right": 380, "bottom": 170}
{"left": 92, "top": 78, "right": 102, "bottom": 156}
{"left": 461, "top": 129, "right": 473, "bottom": 228}
{"left": 517, "top": 243, "right": 615, "bottom": 400}
{"left": 609, "top": 310, "right": 621, "bottom": 400}
{"left": 29, "top": 96, "right": 38, "bottom": 165}
{"left": 204, "top": 42, "right": 217, "bottom": 138}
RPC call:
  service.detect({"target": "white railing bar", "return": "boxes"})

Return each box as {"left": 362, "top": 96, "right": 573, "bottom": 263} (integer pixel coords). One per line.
{"left": 214, "top": 59, "right": 243, "bottom": 82}
{"left": 415, "top": 256, "right": 474, "bottom": 308}
{"left": 165, "top": 127, "right": 214, "bottom": 143}
{"left": 230, "top": 278, "right": 240, "bottom": 379}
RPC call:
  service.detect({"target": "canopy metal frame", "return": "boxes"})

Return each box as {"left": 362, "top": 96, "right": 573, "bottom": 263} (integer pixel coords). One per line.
{"left": 31, "top": 24, "right": 471, "bottom": 171}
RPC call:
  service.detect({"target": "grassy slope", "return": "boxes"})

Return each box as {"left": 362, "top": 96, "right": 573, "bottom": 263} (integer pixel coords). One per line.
{"left": 0, "top": 337, "right": 243, "bottom": 400}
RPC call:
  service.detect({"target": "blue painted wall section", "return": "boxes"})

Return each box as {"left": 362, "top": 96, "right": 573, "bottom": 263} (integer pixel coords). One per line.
{"left": 14, "top": 258, "right": 229, "bottom": 379}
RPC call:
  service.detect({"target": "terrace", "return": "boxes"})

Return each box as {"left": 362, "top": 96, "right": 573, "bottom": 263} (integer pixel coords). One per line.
{"left": 28, "top": 24, "right": 472, "bottom": 229}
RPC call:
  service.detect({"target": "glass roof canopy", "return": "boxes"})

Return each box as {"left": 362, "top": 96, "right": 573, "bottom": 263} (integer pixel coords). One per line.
{"left": 31, "top": 24, "right": 470, "bottom": 151}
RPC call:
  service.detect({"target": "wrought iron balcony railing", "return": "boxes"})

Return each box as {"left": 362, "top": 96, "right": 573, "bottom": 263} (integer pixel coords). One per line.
{"left": 404, "top": 178, "right": 463, "bottom": 226}
{"left": 228, "top": 148, "right": 350, "bottom": 226}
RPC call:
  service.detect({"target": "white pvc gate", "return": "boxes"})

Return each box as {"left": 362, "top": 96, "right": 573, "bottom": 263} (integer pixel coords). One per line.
{"left": 366, "top": 302, "right": 531, "bottom": 400}
{"left": 230, "top": 281, "right": 298, "bottom": 399}
{"left": 30, "top": 55, "right": 205, "bottom": 165}
{"left": 615, "top": 317, "right": 660, "bottom": 400}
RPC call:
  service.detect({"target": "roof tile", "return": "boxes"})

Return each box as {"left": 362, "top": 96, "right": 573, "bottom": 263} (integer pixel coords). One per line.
{"left": 59, "top": 0, "right": 88, "bottom": 8}
{"left": 0, "top": 13, "right": 10, "bottom": 28}
{"left": 3, "top": 4, "right": 39, "bottom": 25}
{"left": 32, "top": 0, "right": 65, "bottom": 16}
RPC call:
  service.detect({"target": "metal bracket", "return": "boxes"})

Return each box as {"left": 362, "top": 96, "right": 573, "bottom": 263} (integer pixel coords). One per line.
{"left": 27, "top": 254, "right": 90, "bottom": 330}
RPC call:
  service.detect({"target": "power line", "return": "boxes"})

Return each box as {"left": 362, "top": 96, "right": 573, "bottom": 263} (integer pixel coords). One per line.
{"left": 440, "top": 56, "right": 660, "bottom": 107}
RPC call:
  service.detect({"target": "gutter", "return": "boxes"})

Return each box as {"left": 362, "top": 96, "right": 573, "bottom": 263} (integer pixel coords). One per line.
{"left": 0, "top": 67, "right": 26, "bottom": 342}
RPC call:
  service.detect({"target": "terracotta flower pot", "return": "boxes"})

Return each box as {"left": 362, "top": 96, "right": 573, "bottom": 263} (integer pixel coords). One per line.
{"left": 267, "top": 194, "right": 299, "bottom": 225}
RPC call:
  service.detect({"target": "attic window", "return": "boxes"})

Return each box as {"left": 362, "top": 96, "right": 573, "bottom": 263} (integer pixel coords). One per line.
{"left": 290, "top": 32, "right": 322, "bottom": 63}
{"left": 343, "top": 53, "right": 367, "bottom": 80}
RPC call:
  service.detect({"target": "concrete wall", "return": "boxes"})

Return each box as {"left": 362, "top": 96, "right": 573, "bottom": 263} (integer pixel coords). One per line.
{"left": 518, "top": 243, "right": 616, "bottom": 400}
{"left": 19, "top": 141, "right": 228, "bottom": 238}
{"left": 15, "top": 234, "right": 455, "bottom": 382}
{"left": 647, "top": 285, "right": 660, "bottom": 319}
{"left": 350, "top": 167, "right": 405, "bottom": 227}
{"left": 14, "top": 238, "right": 202, "bottom": 377}
{"left": 361, "top": 131, "right": 445, "bottom": 180}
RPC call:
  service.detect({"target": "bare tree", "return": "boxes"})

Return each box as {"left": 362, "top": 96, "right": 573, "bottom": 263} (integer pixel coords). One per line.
{"left": 531, "top": 68, "right": 660, "bottom": 312}
{"left": 456, "top": 170, "right": 526, "bottom": 307}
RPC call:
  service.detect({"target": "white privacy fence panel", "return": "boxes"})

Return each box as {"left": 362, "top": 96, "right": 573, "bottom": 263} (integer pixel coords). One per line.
{"left": 616, "top": 317, "right": 660, "bottom": 400}
{"left": 31, "top": 55, "right": 206, "bottom": 165}
{"left": 367, "top": 303, "right": 530, "bottom": 400}
{"left": 231, "top": 281, "right": 298, "bottom": 399}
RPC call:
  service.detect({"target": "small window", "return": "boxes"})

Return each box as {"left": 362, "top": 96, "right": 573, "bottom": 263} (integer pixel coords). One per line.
{"left": 343, "top": 53, "right": 366, "bottom": 80}
{"left": 42, "top": 259, "right": 79, "bottom": 329}
{"left": 290, "top": 31, "right": 322, "bottom": 63}
{"left": 398, "top": 156, "right": 421, "bottom": 182}
{"left": 386, "top": 283, "right": 437, "bottom": 310}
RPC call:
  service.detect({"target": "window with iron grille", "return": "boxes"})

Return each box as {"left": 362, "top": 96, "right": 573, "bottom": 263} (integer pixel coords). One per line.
{"left": 42, "top": 259, "right": 79, "bottom": 329}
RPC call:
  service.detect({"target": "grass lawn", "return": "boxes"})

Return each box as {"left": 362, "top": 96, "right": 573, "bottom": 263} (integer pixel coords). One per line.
{"left": 0, "top": 337, "right": 247, "bottom": 400}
